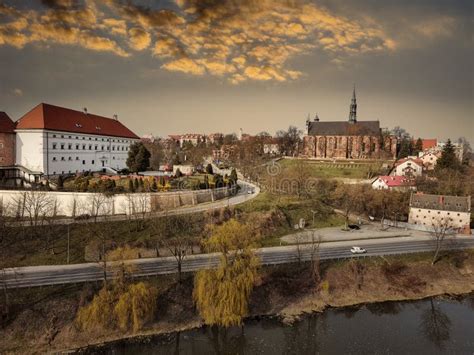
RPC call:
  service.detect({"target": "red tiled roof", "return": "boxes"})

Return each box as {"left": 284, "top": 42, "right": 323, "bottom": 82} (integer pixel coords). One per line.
{"left": 376, "top": 175, "right": 414, "bottom": 187}
{"left": 0, "top": 112, "right": 15, "bottom": 133}
{"left": 416, "top": 139, "right": 437, "bottom": 150}
{"left": 15, "top": 103, "right": 139, "bottom": 139}
{"left": 395, "top": 157, "right": 424, "bottom": 167}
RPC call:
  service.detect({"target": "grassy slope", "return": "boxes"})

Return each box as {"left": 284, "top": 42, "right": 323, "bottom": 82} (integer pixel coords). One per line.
{"left": 278, "top": 159, "right": 388, "bottom": 179}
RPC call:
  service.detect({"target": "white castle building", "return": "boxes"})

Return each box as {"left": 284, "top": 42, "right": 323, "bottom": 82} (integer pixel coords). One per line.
{"left": 14, "top": 103, "right": 139, "bottom": 176}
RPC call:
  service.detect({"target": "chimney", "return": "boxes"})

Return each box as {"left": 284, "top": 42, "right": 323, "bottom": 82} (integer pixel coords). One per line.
{"left": 113, "top": 114, "right": 118, "bottom": 120}
{"left": 83, "top": 107, "right": 88, "bottom": 114}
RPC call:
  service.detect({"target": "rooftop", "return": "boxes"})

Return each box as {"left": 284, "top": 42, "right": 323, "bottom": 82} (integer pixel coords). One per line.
{"left": 307, "top": 120, "right": 381, "bottom": 136}
{"left": 0, "top": 112, "right": 15, "bottom": 133}
{"left": 410, "top": 193, "right": 471, "bottom": 213}
{"left": 15, "top": 103, "right": 139, "bottom": 139}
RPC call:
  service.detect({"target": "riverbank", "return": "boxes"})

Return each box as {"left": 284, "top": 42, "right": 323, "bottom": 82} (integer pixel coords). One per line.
{"left": 1, "top": 250, "right": 473, "bottom": 353}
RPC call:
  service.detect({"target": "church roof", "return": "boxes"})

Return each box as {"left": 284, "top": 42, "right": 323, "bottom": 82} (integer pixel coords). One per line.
{"left": 307, "top": 120, "right": 380, "bottom": 136}
{"left": 16, "top": 103, "right": 139, "bottom": 139}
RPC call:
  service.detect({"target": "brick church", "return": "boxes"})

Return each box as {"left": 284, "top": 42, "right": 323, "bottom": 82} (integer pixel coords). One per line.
{"left": 302, "top": 88, "right": 397, "bottom": 159}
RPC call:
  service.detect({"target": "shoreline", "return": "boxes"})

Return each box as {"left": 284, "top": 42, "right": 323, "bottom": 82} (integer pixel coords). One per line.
{"left": 2, "top": 250, "right": 473, "bottom": 353}
{"left": 75, "top": 290, "right": 473, "bottom": 353}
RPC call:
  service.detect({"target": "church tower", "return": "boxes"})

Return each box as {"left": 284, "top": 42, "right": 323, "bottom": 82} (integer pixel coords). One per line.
{"left": 349, "top": 85, "right": 357, "bottom": 123}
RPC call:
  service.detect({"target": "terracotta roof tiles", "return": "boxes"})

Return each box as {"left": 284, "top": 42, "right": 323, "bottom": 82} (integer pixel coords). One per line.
{"left": 15, "top": 103, "right": 139, "bottom": 139}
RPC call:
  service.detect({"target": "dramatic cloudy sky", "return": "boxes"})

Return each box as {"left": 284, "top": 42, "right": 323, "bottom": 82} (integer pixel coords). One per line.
{"left": 0, "top": 0, "right": 472, "bottom": 142}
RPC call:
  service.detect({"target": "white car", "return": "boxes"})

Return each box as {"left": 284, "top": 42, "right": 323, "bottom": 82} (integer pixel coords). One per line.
{"left": 350, "top": 246, "right": 367, "bottom": 254}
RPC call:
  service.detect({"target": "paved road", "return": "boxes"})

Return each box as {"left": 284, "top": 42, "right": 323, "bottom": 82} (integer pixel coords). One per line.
{"left": 3, "top": 235, "right": 473, "bottom": 289}
{"left": 6, "top": 180, "right": 260, "bottom": 227}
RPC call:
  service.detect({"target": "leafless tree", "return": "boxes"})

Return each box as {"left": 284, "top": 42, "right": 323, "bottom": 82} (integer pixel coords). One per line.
{"left": 87, "top": 193, "right": 114, "bottom": 222}
{"left": 294, "top": 231, "right": 305, "bottom": 265}
{"left": 160, "top": 214, "right": 196, "bottom": 282}
{"left": 420, "top": 298, "right": 451, "bottom": 349}
{"left": 84, "top": 218, "right": 112, "bottom": 286}
{"left": 124, "top": 193, "right": 151, "bottom": 231}
{"left": 11, "top": 191, "right": 57, "bottom": 227}
{"left": 431, "top": 217, "right": 454, "bottom": 266}
{"left": 309, "top": 231, "right": 322, "bottom": 286}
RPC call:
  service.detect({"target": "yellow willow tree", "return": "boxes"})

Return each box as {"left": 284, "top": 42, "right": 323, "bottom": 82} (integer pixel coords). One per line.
{"left": 76, "top": 245, "right": 157, "bottom": 333}
{"left": 194, "top": 219, "right": 260, "bottom": 327}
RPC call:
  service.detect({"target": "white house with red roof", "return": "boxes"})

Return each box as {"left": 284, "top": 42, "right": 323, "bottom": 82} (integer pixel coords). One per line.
{"left": 371, "top": 175, "right": 416, "bottom": 191}
{"left": 14, "top": 103, "right": 139, "bottom": 175}
{"left": 393, "top": 157, "right": 424, "bottom": 177}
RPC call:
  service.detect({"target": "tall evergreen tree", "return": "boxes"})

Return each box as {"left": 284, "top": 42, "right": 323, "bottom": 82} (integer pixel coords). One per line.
{"left": 436, "top": 139, "right": 460, "bottom": 171}
{"left": 414, "top": 138, "right": 423, "bottom": 155}
{"left": 126, "top": 142, "right": 150, "bottom": 173}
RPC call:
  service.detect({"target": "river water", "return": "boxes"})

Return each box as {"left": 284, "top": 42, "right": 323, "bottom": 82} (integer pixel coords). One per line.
{"left": 93, "top": 295, "right": 474, "bottom": 354}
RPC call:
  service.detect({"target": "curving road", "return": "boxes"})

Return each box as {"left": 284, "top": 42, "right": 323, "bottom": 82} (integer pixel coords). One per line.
{"left": 3, "top": 235, "right": 473, "bottom": 289}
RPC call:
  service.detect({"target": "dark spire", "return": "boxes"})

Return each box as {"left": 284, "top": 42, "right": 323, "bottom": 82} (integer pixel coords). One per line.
{"left": 349, "top": 84, "right": 357, "bottom": 123}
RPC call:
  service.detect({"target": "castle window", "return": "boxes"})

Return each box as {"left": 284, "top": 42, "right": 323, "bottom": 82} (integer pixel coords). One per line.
{"left": 68, "top": 144, "right": 72, "bottom": 149}
{"left": 52, "top": 143, "right": 57, "bottom": 149}
{"left": 76, "top": 144, "right": 79, "bottom": 149}
{"left": 61, "top": 157, "right": 65, "bottom": 161}
{"left": 60, "top": 144, "right": 64, "bottom": 150}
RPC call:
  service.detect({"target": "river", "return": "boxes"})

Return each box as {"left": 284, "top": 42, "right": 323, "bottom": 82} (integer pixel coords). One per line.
{"left": 89, "top": 295, "right": 474, "bottom": 354}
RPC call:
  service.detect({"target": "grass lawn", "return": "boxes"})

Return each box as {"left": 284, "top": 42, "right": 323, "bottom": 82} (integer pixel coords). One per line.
{"left": 277, "top": 158, "right": 391, "bottom": 179}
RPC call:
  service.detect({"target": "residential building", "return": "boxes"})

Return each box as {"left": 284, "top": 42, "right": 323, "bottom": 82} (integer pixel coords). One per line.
{"left": 371, "top": 175, "right": 416, "bottom": 191}
{"left": 15, "top": 103, "right": 139, "bottom": 175}
{"left": 302, "top": 88, "right": 397, "bottom": 159}
{"left": 0, "top": 112, "right": 16, "bottom": 166}
{"left": 408, "top": 193, "right": 471, "bottom": 234}
{"left": 419, "top": 151, "right": 441, "bottom": 170}
{"left": 394, "top": 157, "right": 424, "bottom": 177}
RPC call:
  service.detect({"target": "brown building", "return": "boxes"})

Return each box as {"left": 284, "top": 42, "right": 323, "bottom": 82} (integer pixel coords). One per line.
{"left": 0, "top": 112, "right": 16, "bottom": 166}
{"left": 302, "top": 89, "right": 397, "bottom": 159}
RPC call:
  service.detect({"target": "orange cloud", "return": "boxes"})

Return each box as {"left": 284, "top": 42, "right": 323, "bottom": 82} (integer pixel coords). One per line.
{"left": 1, "top": 0, "right": 456, "bottom": 84}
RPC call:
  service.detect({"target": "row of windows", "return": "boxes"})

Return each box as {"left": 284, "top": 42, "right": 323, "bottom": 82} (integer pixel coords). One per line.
{"left": 415, "top": 215, "right": 463, "bottom": 223}
{"left": 52, "top": 143, "right": 129, "bottom": 151}
{"left": 416, "top": 209, "right": 461, "bottom": 216}
{"left": 51, "top": 133, "right": 131, "bottom": 144}
{"left": 51, "top": 156, "right": 125, "bottom": 162}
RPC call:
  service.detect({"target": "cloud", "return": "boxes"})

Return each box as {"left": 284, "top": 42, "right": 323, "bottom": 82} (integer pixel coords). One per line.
{"left": 12, "top": 88, "right": 23, "bottom": 97}
{"left": 161, "top": 57, "right": 205, "bottom": 75}
{"left": 0, "top": 0, "right": 460, "bottom": 84}
{"left": 128, "top": 27, "right": 151, "bottom": 50}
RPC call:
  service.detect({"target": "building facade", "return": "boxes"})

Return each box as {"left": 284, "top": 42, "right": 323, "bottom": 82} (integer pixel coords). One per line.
{"left": 0, "top": 112, "right": 16, "bottom": 166}
{"left": 408, "top": 193, "right": 471, "bottom": 234}
{"left": 15, "top": 103, "right": 139, "bottom": 175}
{"left": 372, "top": 175, "right": 416, "bottom": 191}
{"left": 394, "top": 158, "right": 424, "bottom": 177}
{"left": 302, "top": 89, "right": 397, "bottom": 159}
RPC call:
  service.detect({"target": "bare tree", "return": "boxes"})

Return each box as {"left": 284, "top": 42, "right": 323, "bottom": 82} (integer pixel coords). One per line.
{"left": 431, "top": 217, "right": 454, "bottom": 266}
{"left": 84, "top": 218, "right": 112, "bottom": 285}
{"left": 87, "top": 193, "right": 114, "bottom": 222}
{"left": 420, "top": 298, "right": 451, "bottom": 349}
{"left": 159, "top": 214, "right": 196, "bottom": 282}
{"left": 309, "top": 231, "right": 322, "bottom": 286}
{"left": 124, "top": 193, "right": 151, "bottom": 231}
{"left": 11, "top": 191, "right": 57, "bottom": 227}
{"left": 294, "top": 231, "right": 305, "bottom": 265}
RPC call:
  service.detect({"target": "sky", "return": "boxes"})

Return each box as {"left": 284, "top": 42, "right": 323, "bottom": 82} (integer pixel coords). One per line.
{"left": 0, "top": 0, "right": 472, "bottom": 143}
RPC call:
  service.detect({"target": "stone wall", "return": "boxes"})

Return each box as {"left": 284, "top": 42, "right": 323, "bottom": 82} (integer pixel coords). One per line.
{"left": 0, "top": 187, "right": 231, "bottom": 217}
